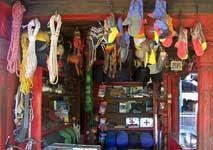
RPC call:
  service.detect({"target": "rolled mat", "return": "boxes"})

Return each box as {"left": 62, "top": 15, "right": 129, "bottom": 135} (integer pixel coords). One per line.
{"left": 116, "top": 131, "right": 128, "bottom": 147}
{"left": 140, "top": 132, "right": 154, "bottom": 148}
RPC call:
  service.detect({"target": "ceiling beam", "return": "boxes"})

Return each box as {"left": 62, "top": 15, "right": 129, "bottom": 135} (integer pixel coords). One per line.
{"left": 4, "top": 0, "right": 213, "bottom": 16}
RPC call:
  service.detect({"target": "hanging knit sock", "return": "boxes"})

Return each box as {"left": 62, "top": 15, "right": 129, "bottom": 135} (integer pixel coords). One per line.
{"left": 176, "top": 28, "right": 188, "bottom": 60}
{"left": 177, "top": 41, "right": 188, "bottom": 60}
{"left": 192, "top": 37, "right": 204, "bottom": 56}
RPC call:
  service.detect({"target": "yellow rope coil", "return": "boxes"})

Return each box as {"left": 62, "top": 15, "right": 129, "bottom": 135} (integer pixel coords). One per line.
{"left": 20, "top": 32, "right": 33, "bottom": 94}
{"left": 20, "top": 31, "right": 50, "bottom": 94}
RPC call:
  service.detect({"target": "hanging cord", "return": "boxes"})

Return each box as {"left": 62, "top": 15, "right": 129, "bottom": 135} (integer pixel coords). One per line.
{"left": 25, "top": 18, "right": 41, "bottom": 78}
{"left": 48, "top": 13, "right": 62, "bottom": 84}
{"left": 7, "top": 1, "right": 26, "bottom": 76}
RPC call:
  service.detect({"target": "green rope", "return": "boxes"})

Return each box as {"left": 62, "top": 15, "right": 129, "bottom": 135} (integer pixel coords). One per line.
{"left": 59, "top": 127, "right": 76, "bottom": 144}
{"left": 85, "top": 69, "right": 93, "bottom": 126}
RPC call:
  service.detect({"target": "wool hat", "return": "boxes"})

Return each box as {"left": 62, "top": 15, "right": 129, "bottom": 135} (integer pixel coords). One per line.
{"left": 151, "top": 0, "right": 167, "bottom": 19}
{"left": 191, "top": 21, "right": 207, "bottom": 56}
{"left": 117, "top": 17, "right": 130, "bottom": 62}
{"left": 176, "top": 27, "right": 188, "bottom": 60}
{"left": 123, "top": 0, "right": 144, "bottom": 36}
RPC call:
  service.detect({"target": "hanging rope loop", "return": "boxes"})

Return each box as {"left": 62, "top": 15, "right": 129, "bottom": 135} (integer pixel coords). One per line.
{"left": 26, "top": 18, "right": 41, "bottom": 78}
{"left": 48, "top": 13, "right": 62, "bottom": 84}
{"left": 7, "top": 1, "right": 26, "bottom": 76}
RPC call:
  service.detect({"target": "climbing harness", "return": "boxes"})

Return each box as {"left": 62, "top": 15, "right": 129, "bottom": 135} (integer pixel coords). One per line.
{"left": 48, "top": 13, "right": 62, "bottom": 84}
{"left": 7, "top": 1, "right": 25, "bottom": 76}
{"left": 25, "top": 18, "right": 41, "bottom": 78}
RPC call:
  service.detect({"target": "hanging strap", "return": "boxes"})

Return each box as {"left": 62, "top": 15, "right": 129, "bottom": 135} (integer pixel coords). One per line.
{"left": 48, "top": 14, "right": 62, "bottom": 84}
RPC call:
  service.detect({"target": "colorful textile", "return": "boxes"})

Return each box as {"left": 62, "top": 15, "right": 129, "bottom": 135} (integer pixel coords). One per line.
{"left": 123, "top": 0, "right": 144, "bottom": 36}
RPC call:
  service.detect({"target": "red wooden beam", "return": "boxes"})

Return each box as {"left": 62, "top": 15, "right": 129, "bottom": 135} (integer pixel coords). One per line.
{"left": 0, "top": 1, "right": 11, "bottom": 40}
{"left": 32, "top": 67, "right": 43, "bottom": 150}
{"left": 197, "top": 42, "right": 213, "bottom": 150}
{"left": 0, "top": 1, "right": 11, "bottom": 15}
{"left": 23, "top": 14, "right": 112, "bottom": 23}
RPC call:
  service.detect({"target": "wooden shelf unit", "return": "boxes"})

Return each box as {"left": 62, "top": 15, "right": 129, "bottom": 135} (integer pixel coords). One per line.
{"left": 96, "top": 82, "right": 157, "bottom": 149}
{"left": 106, "top": 127, "right": 154, "bottom": 131}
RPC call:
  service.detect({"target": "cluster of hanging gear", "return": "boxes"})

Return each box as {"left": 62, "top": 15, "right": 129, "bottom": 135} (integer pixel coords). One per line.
{"left": 67, "top": 27, "right": 84, "bottom": 76}
{"left": 86, "top": 22, "right": 105, "bottom": 71}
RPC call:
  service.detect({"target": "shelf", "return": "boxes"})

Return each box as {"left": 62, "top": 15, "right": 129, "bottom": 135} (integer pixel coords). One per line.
{"left": 42, "top": 124, "right": 72, "bottom": 136}
{"left": 42, "top": 67, "right": 65, "bottom": 78}
{"left": 42, "top": 92, "right": 79, "bottom": 98}
{"left": 105, "top": 96, "right": 152, "bottom": 103}
{"left": 42, "top": 68, "right": 79, "bottom": 81}
{"left": 106, "top": 112, "right": 153, "bottom": 116}
{"left": 102, "top": 82, "right": 144, "bottom": 86}
{"left": 106, "top": 127, "right": 154, "bottom": 131}
{"left": 157, "top": 97, "right": 167, "bottom": 101}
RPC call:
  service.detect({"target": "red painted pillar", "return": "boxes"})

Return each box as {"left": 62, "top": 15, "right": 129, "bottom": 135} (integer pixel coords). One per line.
{"left": 196, "top": 15, "right": 213, "bottom": 150}
{"left": 197, "top": 42, "right": 213, "bottom": 150}
{"left": 32, "top": 67, "right": 43, "bottom": 150}
{"left": 0, "top": 2, "right": 12, "bottom": 150}
{"left": 171, "top": 74, "right": 180, "bottom": 139}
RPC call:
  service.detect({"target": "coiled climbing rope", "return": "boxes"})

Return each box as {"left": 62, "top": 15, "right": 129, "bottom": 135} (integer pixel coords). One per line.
{"left": 48, "top": 14, "right": 62, "bottom": 84}
{"left": 20, "top": 32, "right": 33, "bottom": 94}
{"left": 26, "top": 18, "right": 41, "bottom": 78}
{"left": 7, "top": 1, "right": 25, "bottom": 76}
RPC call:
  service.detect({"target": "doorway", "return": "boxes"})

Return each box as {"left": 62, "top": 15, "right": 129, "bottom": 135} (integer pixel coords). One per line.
{"left": 179, "top": 73, "right": 198, "bottom": 149}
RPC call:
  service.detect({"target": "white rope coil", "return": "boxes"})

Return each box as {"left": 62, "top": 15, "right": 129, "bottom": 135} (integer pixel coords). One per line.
{"left": 26, "top": 18, "right": 41, "bottom": 78}
{"left": 48, "top": 14, "right": 62, "bottom": 84}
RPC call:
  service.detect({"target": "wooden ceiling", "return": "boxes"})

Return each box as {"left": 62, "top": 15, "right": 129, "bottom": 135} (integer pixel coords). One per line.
{"left": 3, "top": 0, "right": 213, "bottom": 41}
{"left": 4, "top": 0, "right": 213, "bottom": 16}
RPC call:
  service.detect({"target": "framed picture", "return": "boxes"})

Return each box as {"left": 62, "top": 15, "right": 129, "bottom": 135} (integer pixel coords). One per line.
{"left": 126, "top": 117, "right": 140, "bottom": 128}
{"left": 170, "top": 60, "right": 182, "bottom": 71}
{"left": 140, "top": 117, "right": 153, "bottom": 128}
{"left": 119, "top": 102, "right": 132, "bottom": 113}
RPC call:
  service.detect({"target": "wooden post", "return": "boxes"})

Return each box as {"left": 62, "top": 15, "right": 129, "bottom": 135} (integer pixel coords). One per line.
{"left": 197, "top": 42, "right": 213, "bottom": 150}
{"left": 32, "top": 67, "right": 43, "bottom": 150}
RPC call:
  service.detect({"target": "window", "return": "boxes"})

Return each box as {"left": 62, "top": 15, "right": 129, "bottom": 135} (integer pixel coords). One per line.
{"left": 179, "top": 73, "right": 198, "bottom": 148}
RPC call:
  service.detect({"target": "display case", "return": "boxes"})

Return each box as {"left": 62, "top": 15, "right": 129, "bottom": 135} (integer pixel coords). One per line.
{"left": 95, "top": 82, "right": 157, "bottom": 150}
